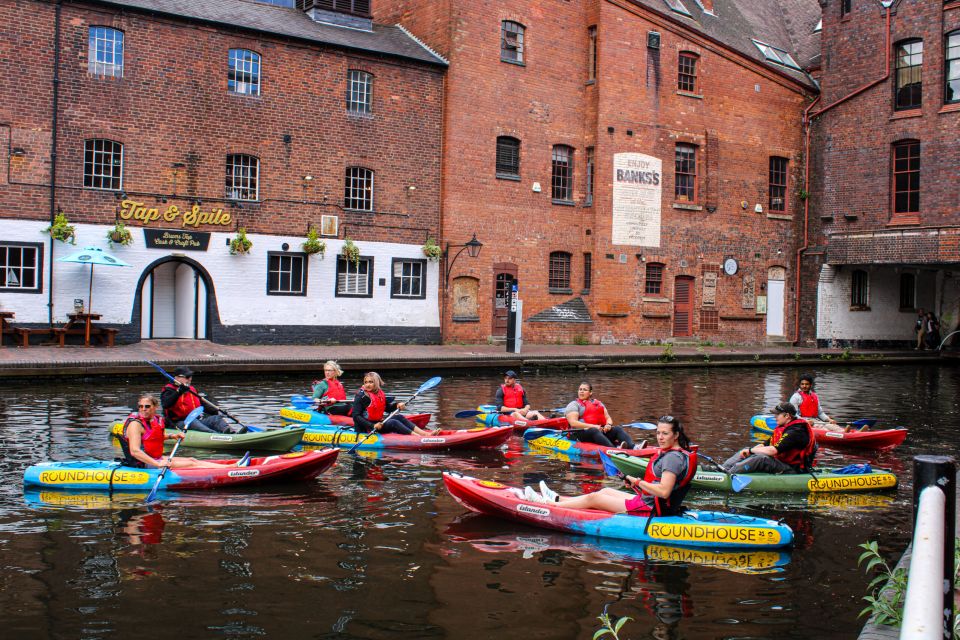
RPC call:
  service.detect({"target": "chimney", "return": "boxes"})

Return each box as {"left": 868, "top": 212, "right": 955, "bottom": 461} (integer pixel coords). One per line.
{"left": 699, "top": 0, "right": 714, "bottom": 13}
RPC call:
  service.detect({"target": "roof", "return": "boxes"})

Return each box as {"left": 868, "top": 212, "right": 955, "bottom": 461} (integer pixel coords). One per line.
{"left": 626, "top": 0, "right": 820, "bottom": 88}
{"left": 84, "top": 0, "right": 448, "bottom": 67}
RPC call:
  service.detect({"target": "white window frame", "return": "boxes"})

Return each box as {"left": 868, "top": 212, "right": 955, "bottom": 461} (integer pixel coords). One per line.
{"left": 88, "top": 26, "right": 124, "bottom": 78}
{"left": 344, "top": 167, "right": 374, "bottom": 211}
{"left": 84, "top": 139, "right": 123, "bottom": 191}
{"left": 226, "top": 154, "right": 259, "bottom": 201}
{"left": 336, "top": 256, "right": 373, "bottom": 297}
{"left": 347, "top": 70, "right": 373, "bottom": 114}
{"left": 228, "top": 49, "right": 261, "bottom": 96}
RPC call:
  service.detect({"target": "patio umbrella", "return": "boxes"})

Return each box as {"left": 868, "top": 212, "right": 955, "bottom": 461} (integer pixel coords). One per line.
{"left": 56, "top": 246, "right": 131, "bottom": 320}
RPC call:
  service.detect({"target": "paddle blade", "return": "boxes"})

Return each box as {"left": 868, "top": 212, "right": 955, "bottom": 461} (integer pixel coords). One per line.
{"left": 145, "top": 360, "right": 176, "bottom": 383}
{"left": 417, "top": 376, "right": 442, "bottom": 394}
{"left": 731, "top": 475, "right": 753, "bottom": 493}
{"left": 183, "top": 407, "right": 204, "bottom": 430}
{"left": 145, "top": 485, "right": 160, "bottom": 503}
{"left": 851, "top": 419, "right": 875, "bottom": 429}
{"left": 523, "top": 428, "right": 557, "bottom": 441}
{"left": 455, "top": 410, "right": 484, "bottom": 418}
{"left": 621, "top": 422, "right": 657, "bottom": 430}
{"left": 598, "top": 451, "right": 622, "bottom": 478}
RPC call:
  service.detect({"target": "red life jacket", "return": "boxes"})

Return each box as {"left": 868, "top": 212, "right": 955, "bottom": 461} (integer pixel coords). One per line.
{"left": 797, "top": 390, "right": 820, "bottom": 419}
{"left": 163, "top": 383, "right": 201, "bottom": 422}
{"left": 121, "top": 412, "right": 166, "bottom": 461}
{"left": 642, "top": 447, "right": 698, "bottom": 516}
{"left": 577, "top": 398, "right": 607, "bottom": 426}
{"left": 324, "top": 378, "right": 347, "bottom": 401}
{"left": 771, "top": 418, "right": 817, "bottom": 471}
{"left": 364, "top": 388, "right": 387, "bottom": 421}
{"left": 500, "top": 383, "right": 525, "bottom": 409}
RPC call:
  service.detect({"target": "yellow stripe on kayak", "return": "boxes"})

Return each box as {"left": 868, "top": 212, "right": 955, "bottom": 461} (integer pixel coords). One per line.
{"left": 647, "top": 522, "right": 782, "bottom": 545}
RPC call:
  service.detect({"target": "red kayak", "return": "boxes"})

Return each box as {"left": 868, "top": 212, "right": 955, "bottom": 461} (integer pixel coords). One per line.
{"left": 812, "top": 427, "right": 908, "bottom": 452}
{"left": 472, "top": 405, "right": 567, "bottom": 433}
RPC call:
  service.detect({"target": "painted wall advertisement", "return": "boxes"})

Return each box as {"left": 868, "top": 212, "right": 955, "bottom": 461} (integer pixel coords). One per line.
{"left": 612, "top": 152, "right": 662, "bottom": 247}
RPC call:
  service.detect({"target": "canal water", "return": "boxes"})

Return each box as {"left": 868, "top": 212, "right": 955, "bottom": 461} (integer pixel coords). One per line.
{"left": 0, "top": 364, "right": 957, "bottom": 639}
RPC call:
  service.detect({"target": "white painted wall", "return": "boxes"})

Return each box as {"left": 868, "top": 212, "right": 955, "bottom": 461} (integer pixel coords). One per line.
{"left": 0, "top": 220, "right": 439, "bottom": 329}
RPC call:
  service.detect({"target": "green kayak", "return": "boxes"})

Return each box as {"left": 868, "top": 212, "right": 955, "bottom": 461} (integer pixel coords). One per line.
{"left": 607, "top": 452, "right": 898, "bottom": 494}
{"left": 110, "top": 421, "right": 306, "bottom": 452}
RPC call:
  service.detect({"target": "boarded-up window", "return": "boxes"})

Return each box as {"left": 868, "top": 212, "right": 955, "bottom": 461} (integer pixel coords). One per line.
{"left": 452, "top": 276, "right": 479, "bottom": 319}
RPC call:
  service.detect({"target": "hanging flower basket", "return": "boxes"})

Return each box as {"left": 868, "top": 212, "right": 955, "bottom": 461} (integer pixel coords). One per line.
{"left": 106, "top": 220, "right": 134, "bottom": 247}
{"left": 422, "top": 237, "right": 441, "bottom": 262}
{"left": 341, "top": 238, "right": 360, "bottom": 265}
{"left": 302, "top": 226, "right": 326, "bottom": 256}
{"left": 229, "top": 228, "right": 253, "bottom": 255}
{"left": 44, "top": 212, "right": 76, "bottom": 244}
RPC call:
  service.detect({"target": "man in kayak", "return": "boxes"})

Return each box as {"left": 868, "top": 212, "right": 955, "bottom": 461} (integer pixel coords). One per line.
{"left": 789, "top": 374, "right": 844, "bottom": 432}
{"left": 312, "top": 360, "right": 351, "bottom": 416}
{"left": 160, "top": 366, "right": 242, "bottom": 434}
{"left": 352, "top": 372, "right": 438, "bottom": 436}
{"left": 118, "top": 394, "right": 224, "bottom": 470}
{"left": 525, "top": 416, "right": 695, "bottom": 514}
{"left": 722, "top": 402, "right": 816, "bottom": 474}
{"left": 495, "top": 370, "right": 545, "bottom": 421}
{"left": 563, "top": 382, "right": 634, "bottom": 448}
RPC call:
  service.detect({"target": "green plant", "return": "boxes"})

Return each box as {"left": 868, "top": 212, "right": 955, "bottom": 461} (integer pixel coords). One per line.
{"left": 106, "top": 220, "right": 133, "bottom": 247}
{"left": 798, "top": 188, "right": 810, "bottom": 200}
{"left": 229, "top": 227, "right": 253, "bottom": 255}
{"left": 594, "top": 605, "right": 632, "bottom": 640}
{"left": 857, "top": 541, "right": 908, "bottom": 627}
{"left": 302, "top": 226, "right": 326, "bottom": 256}
{"left": 44, "top": 212, "right": 76, "bottom": 244}
{"left": 703, "top": 354, "right": 711, "bottom": 362}
{"left": 659, "top": 343, "right": 675, "bottom": 362}
{"left": 753, "top": 354, "right": 760, "bottom": 361}
{"left": 821, "top": 353, "right": 833, "bottom": 360}
{"left": 573, "top": 334, "right": 589, "bottom": 345}
{"left": 794, "top": 352, "right": 802, "bottom": 361}
{"left": 840, "top": 347, "right": 852, "bottom": 360}
{"left": 422, "top": 237, "right": 441, "bottom": 262}
{"left": 341, "top": 237, "right": 360, "bottom": 265}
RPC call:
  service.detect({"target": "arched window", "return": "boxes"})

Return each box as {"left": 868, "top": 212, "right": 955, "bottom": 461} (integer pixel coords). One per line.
{"left": 225, "top": 154, "right": 259, "bottom": 200}
{"left": 946, "top": 31, "right": 960, "bottom": 105}
{"left": 894, "top": 39, "right": 922, "bottom": 110}
{"left": 891, "top": 140, "right": 920, "bottom": 216}
{"left": 678, "top": 52, "right": 699, "bottom": 93}
{"left": 88, "top": 27, "right": 124, "bottom": 77}
{"left": 548, "top": 251, "right": 572, "bottom": 291}
{"left": 551, "top": 145, "right": 574, "bottom": 202}
{"left": 501, "top": 21, "right": 525, "bottom": 64}
{"left": 496, "top": 136, "right": 520, "bottom": 177}
{"left": 344, "top": 166, "right": 374, "bottom": 211}
{"left": 228, "top": 49, "right": 261, "bottom": 96}
{"left": 851, "top": 269, "right": 869, "bottom": 308}
{"left": 84, "top": 139, "right": 123, "bottom": 190}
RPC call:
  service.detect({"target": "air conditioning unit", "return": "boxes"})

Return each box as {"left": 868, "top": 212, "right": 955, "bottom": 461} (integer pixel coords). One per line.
{"left": 647, "top": 31, "right": 661, "bottom": 49}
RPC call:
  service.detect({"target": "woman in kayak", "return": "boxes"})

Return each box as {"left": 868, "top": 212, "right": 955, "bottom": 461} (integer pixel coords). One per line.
{"left": 119, "top": 395, "right": 224, "bottom": 469}
{"left": 529, "top": 416, "right": 695, "bottom": 515}
{"left": 312, "top": 360, "right": 351, "bottom": 416}
{"left": 352, "top": 373, "right": 438, "bottom": 436}
{"left": 563, "top": 382, "right": 635, "bottom": 448}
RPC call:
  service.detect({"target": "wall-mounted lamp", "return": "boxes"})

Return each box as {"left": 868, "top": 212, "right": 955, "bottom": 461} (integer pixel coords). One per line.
{"left": 443, "top": 233, "right": 483, "bottom": 286}
{"left": 10, "top": 147, "right": 26, "bottom": 157}
{"left": 302, "top": 175, "right": 314, "bottom": 182}
{"left": 407, "top": 185, "right": 417, "bottom": 191}
{"left": 115, "top": 191, "right": 128, "bottom": 200}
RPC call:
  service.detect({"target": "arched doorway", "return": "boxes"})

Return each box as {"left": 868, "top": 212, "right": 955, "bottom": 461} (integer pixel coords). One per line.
{"left": 492, "top": 263, "right": 517, "bottom": 337}
{"left": 138, "top": 258, "right": 212, "bottom": 339}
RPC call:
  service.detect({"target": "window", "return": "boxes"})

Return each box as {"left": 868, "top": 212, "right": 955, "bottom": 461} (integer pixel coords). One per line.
{"left": 851, "top": 269, "right": 869, "bottom": 308}
{"left": 946, "top": 31, "right": 960, "bottom": 104}
{"left": 769, "top": 156, "right": 788, "bottom": 212}
{"left": 228, "top": 49, "right": 261, "bottom": 96}
{"left": 895, "top": 40, "right": 922, "bottom": 111}
{"left": 336, "top": 256, "right": 373, "bottom": 297}
{"left": 899, "top": 273, "right": 916, "bottom": 309}
{"left": 313, "top": 0, "right": 371, "bottom": 15}
{"left": 347, "top": 70, "right": 373, "bottom": 114}
{"left": 585, "top": 147, "right": 594, "bottom": 205}
{"left": 0, "top": 242, "right": 43, "bottom": 293}
{"left": 645, "top": 263, "right": 664, "bottom": 295}
{"left": 496, "top": 136, "right": 520, "bottom": 178}
{"left": 700, "top": 309, "right": 719, "bottom": 331}
{"left": 83, "top": 139, "right": 123, "bottom": 190}
{"left": 225, "top": 154, "right": 259, "bottom": 201}
{"left": 501, "top": 21, "right": 524, "bottom": 64}
{"left": 391, "top": 258, "right": 426, "bottom": 299}
{"left": 267, "top": 252, "right": 307, "bottom": 296}
{"left": 344, "top": 167, "right": 374, "bottom": 211}
{"left": 551, "top": 145, "right": 574, "bottom": 202}
{"left": 88, "top": 27, "right": 123, "bottom": 77}
{"left": 892, "top": 140, "right": 920, "bottom": 215}
{"left": 674, "top": 144, "right": 697, "bottom": 202}
{"left": 678, "top": 53, "right": 698, "bottom": 93}
{"left": 840, "top": 0, "right": 851, "bottom": 17}
{"left": 751, "top": 40, "right": 801, "bottom": 70}
{"left": 548, "top": 251, "right": 571, "bottom": 291}
{"left": 587, "top": 26, "right": 597, "bottom": 81}
{"left": 583, "top": 252, "right": 592, "bottom": 291}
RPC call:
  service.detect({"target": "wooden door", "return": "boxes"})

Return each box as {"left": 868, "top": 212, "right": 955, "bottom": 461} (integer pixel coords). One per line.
{"left": 673, "top": 276, "right": 694, "bottom": 337}
{"left": 492, "top": 264, "right": 517, "bottom": 336}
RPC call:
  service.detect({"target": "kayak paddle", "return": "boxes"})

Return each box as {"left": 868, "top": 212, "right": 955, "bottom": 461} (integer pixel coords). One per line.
{"left": 146, "top": 406, "right": 203, "bottom": 503}
{"left": 697, "top": 452, "right": 753, "bottom": 492}
{"left": 290, "top": 394, "right": 351, "bottom": 410}
{"left": 347, "top": 376, "right": 442, "bottom": 454}
{"left": 146, "top": 360, "right": 250, "bottom": 430}
{"left": 454, "top": 407, "right": 566, "bottom": 419}
{"left": 523, "top": 421, "right": 657, "bottom": 441}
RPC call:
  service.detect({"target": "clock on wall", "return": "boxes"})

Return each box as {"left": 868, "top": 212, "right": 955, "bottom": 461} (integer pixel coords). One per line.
{"left": 723, "top": 258, "right": 738, "bottom": 276}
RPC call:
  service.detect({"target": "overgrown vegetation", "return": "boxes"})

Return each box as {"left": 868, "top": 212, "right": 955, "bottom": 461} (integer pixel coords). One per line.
{"left": 594, "top": 605, "right": 632, "bottom": 640}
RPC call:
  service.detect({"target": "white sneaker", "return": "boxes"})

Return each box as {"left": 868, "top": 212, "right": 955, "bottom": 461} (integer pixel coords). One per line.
{"left": 523, "top": 486, "right": 549, "bottom": 503}
{"left": 538, "top": 480, "right": 559, "bottom": 502}
{"left": 508, "top": 487, "right": 525, "bottom": 499}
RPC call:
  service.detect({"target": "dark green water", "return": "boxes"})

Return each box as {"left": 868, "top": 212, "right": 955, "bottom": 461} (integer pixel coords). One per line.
{"left": 0, "top": 364, "right": 956, "bottom": 639}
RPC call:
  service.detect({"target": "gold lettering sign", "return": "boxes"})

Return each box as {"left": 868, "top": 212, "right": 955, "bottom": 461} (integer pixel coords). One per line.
{"left": 119, "top": 199, "right": 232, "bottom": 229}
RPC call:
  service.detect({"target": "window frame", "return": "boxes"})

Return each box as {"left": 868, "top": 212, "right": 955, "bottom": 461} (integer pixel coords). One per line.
{"left": 228, "top": 49, "right": 261, "bottom": 96}
{"left": 898, "top": 272, "right": 916, "bottom": 310}
{"left": 584, "top": 146, "right": 595, "bottom": 206}
{"left": 891, "top": 140, "right": 920, "bottom": 216}
{"left": 850, "top": 269, "right": 869, "bottom": 309}
{"left": 495, "top": 136, "right": 521, "bottom": 179}
{"left": 335, "top": 255, "right": 374, "bottom": 298}
{"left": 548, "top": 251, "right": 572, "bottom": 292}
{"left": 346, "top": 69, "right": 373, "bottom": 114}
{"left": 945, "top": 31, "right": 960, "bottom": 105}
{"left": 390, "top": 258, "right": 427, "bottom": 299}
{"left": 344, "top": 166, "right": 374, "bottom": 211}
{"left": 674, "top": 143, "right": 698, "bottom": 203}
{"left": 501, "top": 21, "right": 525, "bottom": 65}
{"left": 551, "top": 145, "right": 574, "bottom": 204}
{"left": 266, "top": 251, "right": 308, "bottom": 297}
{"left": 587, "top": 26, "right": 598, "bottom": 82}
{"left": 225, "top": 154, "right": 260, "bottom": 201}
{"left": 769, "top": 156, "right": 789, "bottom": 213}
{"left": 894, "top": 39, "right": 923, "bottom": 111}
{"left": 677, "top": 52, "right": 699, "bottom": 93}
{"left": 582, "top": 252, "right": 592, "bottom": 293}
{"left": 840, "top": 0, "right": 852, "bottom": 18}
{"left": 645, "top": 263, "right": 664, "bottom": 295}
{"left": 88, "top": 26, "right": 124, "bottom": 78}
{"left": 0, "top": 241, "right": 44, "bottom": 294}
{"left": 83, "top": 139, "right": 124, "bottom": 191}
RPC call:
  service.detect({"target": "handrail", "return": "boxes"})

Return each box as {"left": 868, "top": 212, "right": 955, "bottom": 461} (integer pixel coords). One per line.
{"left": 938, "top": 330, "right": 959, "bottom": 351}
{"left": 899, "top": 487, "right": 946, "bottom": 639}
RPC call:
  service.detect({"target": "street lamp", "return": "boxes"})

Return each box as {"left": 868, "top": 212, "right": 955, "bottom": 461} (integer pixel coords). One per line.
{"left": 443, "top": 233, "right": 483, "bottom": 285}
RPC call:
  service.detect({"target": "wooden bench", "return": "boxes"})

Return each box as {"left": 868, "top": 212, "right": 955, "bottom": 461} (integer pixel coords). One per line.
{"left": 12, "top": 327, "right": 58, "bottom": 347}
{"left": 12, "top": 326, "right": 119, "bottom": 347}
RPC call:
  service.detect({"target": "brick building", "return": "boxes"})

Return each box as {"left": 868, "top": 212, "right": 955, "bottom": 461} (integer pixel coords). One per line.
{"left": 376, "top": 0, "right": 819, "bottom": 345}
{"left": 0, "top": 0, "right": 446, "bottom": 345}
{"left": 803, "top": 0, "right": 960, "bottom": 348}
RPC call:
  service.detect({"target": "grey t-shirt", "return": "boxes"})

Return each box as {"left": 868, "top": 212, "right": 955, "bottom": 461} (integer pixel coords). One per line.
{"left": 564, "top": 400, "right": 583, "bottom": 417}
{"left": 642, "top": 450, "right": 689, "bottom": 508}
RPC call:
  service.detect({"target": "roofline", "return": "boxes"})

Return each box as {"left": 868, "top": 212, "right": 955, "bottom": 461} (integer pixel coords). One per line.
{"left": 73, "top": 0, "right": 449, "bottom": 69}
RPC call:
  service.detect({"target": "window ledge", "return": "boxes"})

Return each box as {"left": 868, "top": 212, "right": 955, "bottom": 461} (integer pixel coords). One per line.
{"left": 597, "top": 312, "right": 629, "bottom": 318}
{"left": 672, "top": 202, "right": 703, "bottom": 211}
{"left": 766, "top": 212, "right": 792, "bottom": 221}
{"left": 501, "top": 59, "right": 525, "bottom": 67}
{"left": 938, "top": 103, "right": 960, "bottom": 114}
{"left": 585, "top": 79, "right": 596, "bottom": 86}
{"left": 890, "top": 109, "right": 922, "bottom": 120}
{"left": 946, "top": 0, "right": 960, "bottom": 11}
{"left": 849, "top": 306, "right": 871, "bottom": 312}
{"left": 676, "top": 90, "right": 703, "bottom": 99}
{"left": 888, "top": 215, "right": 920, "bottom": 226}
{"left": 552, "top": 199, "right": 576, "bottom": 207}
{"left": 346, "top": 111, "right": 374, "bottom": 119}
{"left": 642, "top": 297, "right": 670, "bottom": 303}
{"left": 227, "top": 92, "right": 261, "bottom": 99}
{"left": 842, "top": 212, "right": 858, "bottom": 220}
{"left": 580, "top": 288, "right": 591, "bottom": 295}
{"left": 452, "top": 315, "right": 480, "bottom": 323}
{"left": 719, "top": 314, "right": 763, "bottom": 321}
{"left": 343, "top": 207, "right": 373, "bottom": 213}
{"left": 583, "top": 197, "right": 593, "bottom": 207}
{"left": 642, "top": 312, "right": 671, "bottom": 319}
{"left": 496, "top": 173, "right": 521, "bottom": 181}
{"left": 548, "top": 287, "right": 573, "bottom": 295}
{"left": 820, "top": 214, "right": 834, "bottom": 221}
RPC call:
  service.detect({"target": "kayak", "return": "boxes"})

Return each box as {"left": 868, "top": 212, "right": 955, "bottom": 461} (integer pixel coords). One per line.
{"left": 607, "top": 452, "right": 898, "bottom": 493}
{"left": 524, "top": 429, "right": 654, "bottom": 457}
{"left": 22, "top": 449, "right": 339, "bottom": 492}
{"left": 442, "top": 472, "right": 793, "bottom": 549}
{"left": 279, "top": 405, "right": 431, "bottom": 429}
{"left": 109, "top": 421, "right": 306, "bottom": 451}
{"left": 248, "top": 424, "right": 513, "bottom": 451}
{"left": 750, "top": 414, "right": 907, "bottom": 451}
{"left": 473, "top": 404, "right": 568, "bottom": 433}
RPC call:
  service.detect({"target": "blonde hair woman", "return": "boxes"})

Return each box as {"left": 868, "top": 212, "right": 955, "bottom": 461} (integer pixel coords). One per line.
{"left": 312, "top": 360, "right": 350, "bottom": 415}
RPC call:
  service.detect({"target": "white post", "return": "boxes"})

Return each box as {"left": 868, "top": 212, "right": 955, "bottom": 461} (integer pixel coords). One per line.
{"left": 899, "top": 486, "right": 946, "bottom": 640}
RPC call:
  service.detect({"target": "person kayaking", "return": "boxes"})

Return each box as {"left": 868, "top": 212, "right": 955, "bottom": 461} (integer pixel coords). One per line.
{"left": 312, "top": 360, "right": 351, "bottom": 416}
{"left": 118, "top": 394, "right": 225, "bottom": 470}
{"left": 160, "top": 366, "right": 242, "bottom": 434}
{"left": 351, "top": 372, "right": 439, "bottom": 436}
{"left": 526, "top": 416, "right": 696, "bottom": 515}
{"left": 495, "top": 370, "right": 545, "bottom": 421}
{"left": 563, "top": 381, "right": 634, "bottom": 448}
{"left": 789, "top": 373, "right": 844, "bottom": 432}
{"left": 722, "top": 402, "right": 817, "bottom": 474}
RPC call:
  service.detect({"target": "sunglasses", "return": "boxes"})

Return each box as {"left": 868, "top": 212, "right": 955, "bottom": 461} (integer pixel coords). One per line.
{"left": 659, "top": 415, "right": 675, "bottom": 423}
{"left": 138, "top": 404, "right": 154, "bottom": 409}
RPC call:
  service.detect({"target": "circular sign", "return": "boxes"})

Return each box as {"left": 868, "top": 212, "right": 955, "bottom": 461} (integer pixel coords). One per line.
{"left": 477, "top": 480, "right": 506, "bottom": 489}
{"left": 723, "top": 258, "right": 738, "bottom": 275}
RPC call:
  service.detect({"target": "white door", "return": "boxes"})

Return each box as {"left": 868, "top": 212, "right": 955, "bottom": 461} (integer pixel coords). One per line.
{"left": 766, "top": 279, "right": 785, "bottom": 336}
{"left": 140, "top": 262, "right": 207, "bottom": 339}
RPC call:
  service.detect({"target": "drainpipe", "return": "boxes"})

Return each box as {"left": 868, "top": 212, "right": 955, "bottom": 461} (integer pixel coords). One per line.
{"left": 794, "top": 1, "right": 893, "bottom": 344}
{"left": 47, "top": 0, "right": 63, "bottom": 326}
